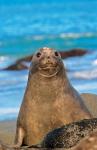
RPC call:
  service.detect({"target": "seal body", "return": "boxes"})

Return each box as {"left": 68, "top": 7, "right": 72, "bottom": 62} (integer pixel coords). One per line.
{"left": 15, "top": 47, "right": 91, "bottom": 147}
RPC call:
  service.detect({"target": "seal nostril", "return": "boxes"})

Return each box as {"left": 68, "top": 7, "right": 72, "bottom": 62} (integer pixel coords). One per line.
{"left": 47, "top": 56, "right": 50, "bottom": 59}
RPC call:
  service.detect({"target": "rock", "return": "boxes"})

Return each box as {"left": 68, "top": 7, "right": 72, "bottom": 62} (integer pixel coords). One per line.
{"left": 2, "top": 62, "right": 28, "bottom": 71}
{"left": 60, "top": 48, "right": 89, "bottom": 59}
{"left": 16, "top": 55, "right": 33, "bottom": 63}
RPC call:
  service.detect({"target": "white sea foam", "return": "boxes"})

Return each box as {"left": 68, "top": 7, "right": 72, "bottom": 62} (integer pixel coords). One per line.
{"left": 60, "top": 32, "right": 97, "bottom": 39}
{"left": 0, "top": 108, "right": 19, "bottom": 115}
{"left": 93, "top": 60, "right": 97, "bottom": 65}
{"left": 75, "top": 82, "right": 97, "bottom": 92}
{"left": 0, "top": 56, "right": 9, "bottom": 62}
{"left": 73, "top": 69, "right": 97, "bottom": 79}
{"left": 0, "top": 56, "right": 16, "bottom": 69}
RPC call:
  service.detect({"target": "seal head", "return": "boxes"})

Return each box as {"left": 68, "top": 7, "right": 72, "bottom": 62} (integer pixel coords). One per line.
{"left": 31, "top": 47, "right": 62, "bottom": 78}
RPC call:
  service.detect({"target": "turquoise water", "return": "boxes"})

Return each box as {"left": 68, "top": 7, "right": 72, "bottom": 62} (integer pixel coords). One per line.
{"left": 0, "top": 0, "right": 97, "bottom": 56}
{"left": 1, "top": 35, "right": 97, "bottom": 57}
{"left": 0, "top": 0, "right": 97, "bottom": 38}
{"left": 0, "top": 0, "right": 97, "bottom": 120}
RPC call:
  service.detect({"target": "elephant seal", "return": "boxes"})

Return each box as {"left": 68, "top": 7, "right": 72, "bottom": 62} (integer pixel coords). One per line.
{"left": 14, "top": 47, "right": 91, "bottom": 147}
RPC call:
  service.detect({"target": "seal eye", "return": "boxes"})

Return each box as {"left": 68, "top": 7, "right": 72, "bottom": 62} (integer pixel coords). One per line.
{"left": 55, "top": 51, "right": 59, "bottom": 57}
{"left": 36, "top": 52, "right": 41, "bottom": 58}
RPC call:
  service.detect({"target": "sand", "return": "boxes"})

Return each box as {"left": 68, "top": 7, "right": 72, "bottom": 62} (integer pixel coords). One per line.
{"left": 0, "top": 120, "right": 16, "bottom": 145}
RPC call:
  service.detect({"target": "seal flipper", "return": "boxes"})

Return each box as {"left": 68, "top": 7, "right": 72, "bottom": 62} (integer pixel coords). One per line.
{"left": 81, "top": 93, "right": 97, "bottom": 117}
{"left": 25, "top": 144, "right": 42, "bottom": 148}
{"left": 14, "top": 127, "right": 25, "bottom": 148}
{"left": 0, "top": 130, "right": 25, "bottom": 150}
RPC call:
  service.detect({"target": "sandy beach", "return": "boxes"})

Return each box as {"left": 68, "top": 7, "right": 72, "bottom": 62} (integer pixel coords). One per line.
{"left": 0, "top": 120, "right": 16, "bottom": 144}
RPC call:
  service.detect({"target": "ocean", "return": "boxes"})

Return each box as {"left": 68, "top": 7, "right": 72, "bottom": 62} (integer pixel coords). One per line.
{"left": 0, "top": 0, "right": 97, "bottom": 121}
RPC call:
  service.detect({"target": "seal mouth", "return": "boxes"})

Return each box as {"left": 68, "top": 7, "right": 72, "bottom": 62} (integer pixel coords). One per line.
{"left": 39, "top": 66, "right": 56, "bottom": 70}
{"left": 39, "top": 71, "right": 58, "bottom": 78}
{"left": 38, "top": 65, "right": 60, "bottom": 78}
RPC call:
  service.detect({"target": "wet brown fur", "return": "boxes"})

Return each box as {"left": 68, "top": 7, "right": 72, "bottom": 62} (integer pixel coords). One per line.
{"left": 15, "top": 47, "right": 91, "bottom": 147}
